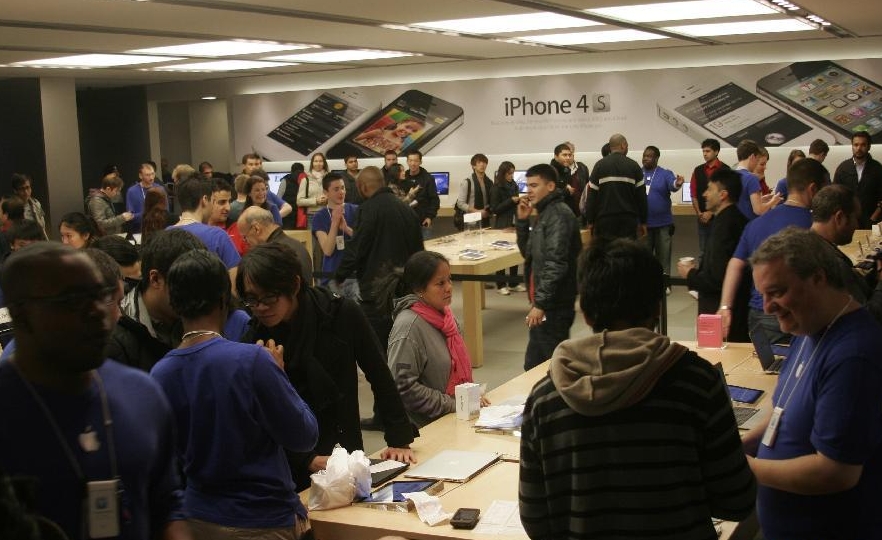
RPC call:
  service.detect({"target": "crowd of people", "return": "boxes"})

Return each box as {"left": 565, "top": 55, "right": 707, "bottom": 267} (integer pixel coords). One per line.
{"left": 1, "top": 129, "right": 882, "bottom": 540}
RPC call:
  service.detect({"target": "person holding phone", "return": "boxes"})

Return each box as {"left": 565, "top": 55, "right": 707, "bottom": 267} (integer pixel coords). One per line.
{"left": 404, "top": 150, "right": 440, "bottom": 239}
{"left": 516, "top": 163, "right": 581, "bottom": 371}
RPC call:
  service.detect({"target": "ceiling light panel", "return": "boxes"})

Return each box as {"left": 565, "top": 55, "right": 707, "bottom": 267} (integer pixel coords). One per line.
{"left": 12, "top": 54, "right": 179, "bottom": 68}
{"left": 586, "top": 0, "right": 778, "bottom": 23}
{"left": 131, "top": 40, "right": 316, "bottom": 57}
{"left": 411, "top": 13, "right": 602, "bottom": 34}
{"left": 521, "top": 29, "right": 667, "bottom": 45}
{"left": 149, "top": 60, "right": 296, "bottom": 72}
{"left": 265, "top": 50, "right": 416, "bottom": 63}
{"left": 665, "top": 18, "right": 815, "bottom": 36}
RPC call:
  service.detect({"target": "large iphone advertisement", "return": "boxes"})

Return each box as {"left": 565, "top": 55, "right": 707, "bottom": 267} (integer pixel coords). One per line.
{"left": 230, "top": 58, "right": 882, "bottom": 160}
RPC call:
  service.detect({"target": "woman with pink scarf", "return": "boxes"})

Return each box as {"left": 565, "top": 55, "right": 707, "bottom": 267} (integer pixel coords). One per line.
{"left": 382, "top": 251, "right": 489, "bottom": 428}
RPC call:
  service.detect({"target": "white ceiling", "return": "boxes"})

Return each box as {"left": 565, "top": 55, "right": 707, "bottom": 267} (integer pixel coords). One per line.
{"left": 0, "top": 0, "right": 877, "bottom": 88}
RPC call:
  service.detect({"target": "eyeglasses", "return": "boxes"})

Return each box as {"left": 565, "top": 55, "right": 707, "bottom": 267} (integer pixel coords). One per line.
{"left": 242, "top": 293, "right": 281, "bottom": 309}
{"left": 18, "top": 286, "right": 117, "bottom": 312}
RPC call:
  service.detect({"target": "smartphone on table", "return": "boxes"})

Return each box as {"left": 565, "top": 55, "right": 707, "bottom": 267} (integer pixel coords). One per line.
{"left": 757, "top": 61, "right": 882, "bottom": 144}
{"left": 657, "top": 78, "right": 834, "bottom": 147}
{"left": 327, "top": 89, "right": 464, "bottom": 158}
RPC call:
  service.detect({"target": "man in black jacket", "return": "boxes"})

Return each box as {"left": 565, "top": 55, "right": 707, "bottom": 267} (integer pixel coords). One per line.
{"left": 335, "top": 166, "right": 424, "bottom": 349}
{"left": 833, "top": 130, "right": 882, "bottom": 228}
{"left": 585, "top": 133, "right": 647, "bottom": 240}
{"left": 516, "top": 163, "right": 581, "bottom": 371}
{"left": 106, "top": 229, "right": 200, "bottom": 371}
{"left": 678, "top": 169, "right": 750, "bottom": 342}
{"left": 404, "top": 150, "right": 440, "bottom": 239}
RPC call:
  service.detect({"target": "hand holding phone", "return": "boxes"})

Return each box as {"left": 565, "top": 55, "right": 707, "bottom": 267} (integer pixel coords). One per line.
{"left": 516, "top": 197, "right": 532, "bottom": 220}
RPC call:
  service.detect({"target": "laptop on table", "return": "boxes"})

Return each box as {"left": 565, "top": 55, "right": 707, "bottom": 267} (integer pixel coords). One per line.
{"left": 714, "top": 363, "right": 765, "bottom": 430}
{"left": 403, "top": 450, "right": 499, "bottom": 483}
{"left": 749, "top": 324, "right": 787, "bottom": 374}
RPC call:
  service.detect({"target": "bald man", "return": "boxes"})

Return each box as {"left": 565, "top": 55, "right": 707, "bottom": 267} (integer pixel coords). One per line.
{"left": 585, "top": 133, "right": 648, "bottom": 240}
{"left": 335, "top": 166, "right": 423, "bottom": 350}
{"left": 237, "top": 206, "right": 313, "bottom": 286}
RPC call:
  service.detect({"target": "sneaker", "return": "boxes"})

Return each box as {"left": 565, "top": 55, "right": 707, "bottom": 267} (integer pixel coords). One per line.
{"left": 512, "top": 284, "right": 528, "bottom": 292}
{"left": 666, "top": 287, "right": 671, "bottom": 295}
{"left": 497, "top": 286, "right": 511, "bottom": 296}
{"left": 688, "top": 290, "right": 699, "bottom": 300}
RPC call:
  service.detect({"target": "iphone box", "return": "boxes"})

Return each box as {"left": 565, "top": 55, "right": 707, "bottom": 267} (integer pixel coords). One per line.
{"left": 455, "top": 383, "right": 481, "bottom": 420}
{"left": 697, "top": 314, "right": 724, "bottom": 348}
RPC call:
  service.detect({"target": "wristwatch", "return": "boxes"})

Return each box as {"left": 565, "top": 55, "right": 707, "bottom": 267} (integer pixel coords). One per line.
{"left": 718, "top": 305, "right": 730, "bottom": 310}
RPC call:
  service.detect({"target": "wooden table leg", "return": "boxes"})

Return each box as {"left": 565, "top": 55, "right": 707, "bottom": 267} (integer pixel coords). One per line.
{"left": 460, "top": 280, "right": 484, "bottom": 367}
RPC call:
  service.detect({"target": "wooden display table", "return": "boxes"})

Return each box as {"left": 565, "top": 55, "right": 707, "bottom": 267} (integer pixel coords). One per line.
{"left": 303, "top": 342, "right": 775, "bottom": 540}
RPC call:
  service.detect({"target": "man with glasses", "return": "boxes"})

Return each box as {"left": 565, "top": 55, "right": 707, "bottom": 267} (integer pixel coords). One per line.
{"left": 0, "top": 242, "right": 187, "bottom": 540}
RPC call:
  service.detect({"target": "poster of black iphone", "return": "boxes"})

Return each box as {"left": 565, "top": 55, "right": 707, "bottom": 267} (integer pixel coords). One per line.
{"left": 328, "top": 89, "right": 464, "bottom": 158}
{"left": 267, "top": 90, "right": 371, "bottom": 155}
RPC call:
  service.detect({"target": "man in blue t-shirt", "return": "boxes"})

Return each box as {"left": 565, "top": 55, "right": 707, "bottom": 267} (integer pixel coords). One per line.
{"left": 717, "top": 158, "right": 827, "bottom": 343}
{"left": 0, "top": 243, "right": 185, "bottom": 540}
{"left": 312, "top": 173, "right": 359, "bottom": 299}
{"left": 744, "top": 228, "right": 882, "bottom": 539}
{"left": 642, "top": 145, "right": 684, "bottom": 282}
{"left": 168, "top": 175, "right": 241, "bottom": 277}
{"left": 733, "top": 139, "right": 780, "bottom": 221}
{"left": 126, "top": 162, "right": 167, "bottom": 231}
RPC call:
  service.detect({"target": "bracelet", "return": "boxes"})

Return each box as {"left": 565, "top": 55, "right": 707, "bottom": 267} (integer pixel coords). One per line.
{"left": 718, "top": 305, "right": 730, "bottom": 310}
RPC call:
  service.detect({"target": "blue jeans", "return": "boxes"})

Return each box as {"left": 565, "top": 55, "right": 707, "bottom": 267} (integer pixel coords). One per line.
{"left": 524, "top": 308, "right": 575, "bottom": 371}
{"left": 645, "top": 224, "right": 673, "bottom": 276}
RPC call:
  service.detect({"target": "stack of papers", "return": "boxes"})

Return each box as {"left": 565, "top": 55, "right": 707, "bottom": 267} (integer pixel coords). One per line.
{"left": 474, "top": 404, "right": 524, "bottom": 431}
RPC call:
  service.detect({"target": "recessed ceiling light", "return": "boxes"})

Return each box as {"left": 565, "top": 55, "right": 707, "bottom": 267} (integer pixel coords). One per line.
{"left": 411, "top": 13, "right": 601, "bottom": 34}
{"left": 521, "top": 29, "right": 666, "bottom": 45}
{"left": 265, "top": 50, "right": 416, "bottom": 63}
{"left": 586, "top": 0, "right": 777, "bottom": 23}
{"left": 12, "top": 53, "right": 179, "bottom": 68}
{"left": 149, "top": 60, "right": 296, "bottom": 72}
{"left": 130, "top": 40, "right": 315, "bottom": 57}
{"left": 201, "top": 96, "right": 217, "bottom": 100}
{"left": 665, "top": 18, "right": 815, "bottom": 36}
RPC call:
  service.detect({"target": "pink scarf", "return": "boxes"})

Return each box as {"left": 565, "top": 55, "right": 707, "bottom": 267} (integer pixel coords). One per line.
{"left": 410, "top": 302, "right": 473, "bottom": 395}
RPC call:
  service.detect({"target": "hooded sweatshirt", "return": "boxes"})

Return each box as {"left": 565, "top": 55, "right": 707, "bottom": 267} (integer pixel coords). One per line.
{"left": 519, "top": 328, "right": 756, "bottom": 540}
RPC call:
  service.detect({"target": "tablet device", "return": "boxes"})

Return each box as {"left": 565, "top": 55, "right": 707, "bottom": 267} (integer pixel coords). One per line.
{"left": 727, "top": 385, "right": 764, "bottom": 404}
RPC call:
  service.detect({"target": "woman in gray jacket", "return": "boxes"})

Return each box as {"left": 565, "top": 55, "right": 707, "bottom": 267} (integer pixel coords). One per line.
{"left": 378, "top": 251, "right": 488, "bottom": 429}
